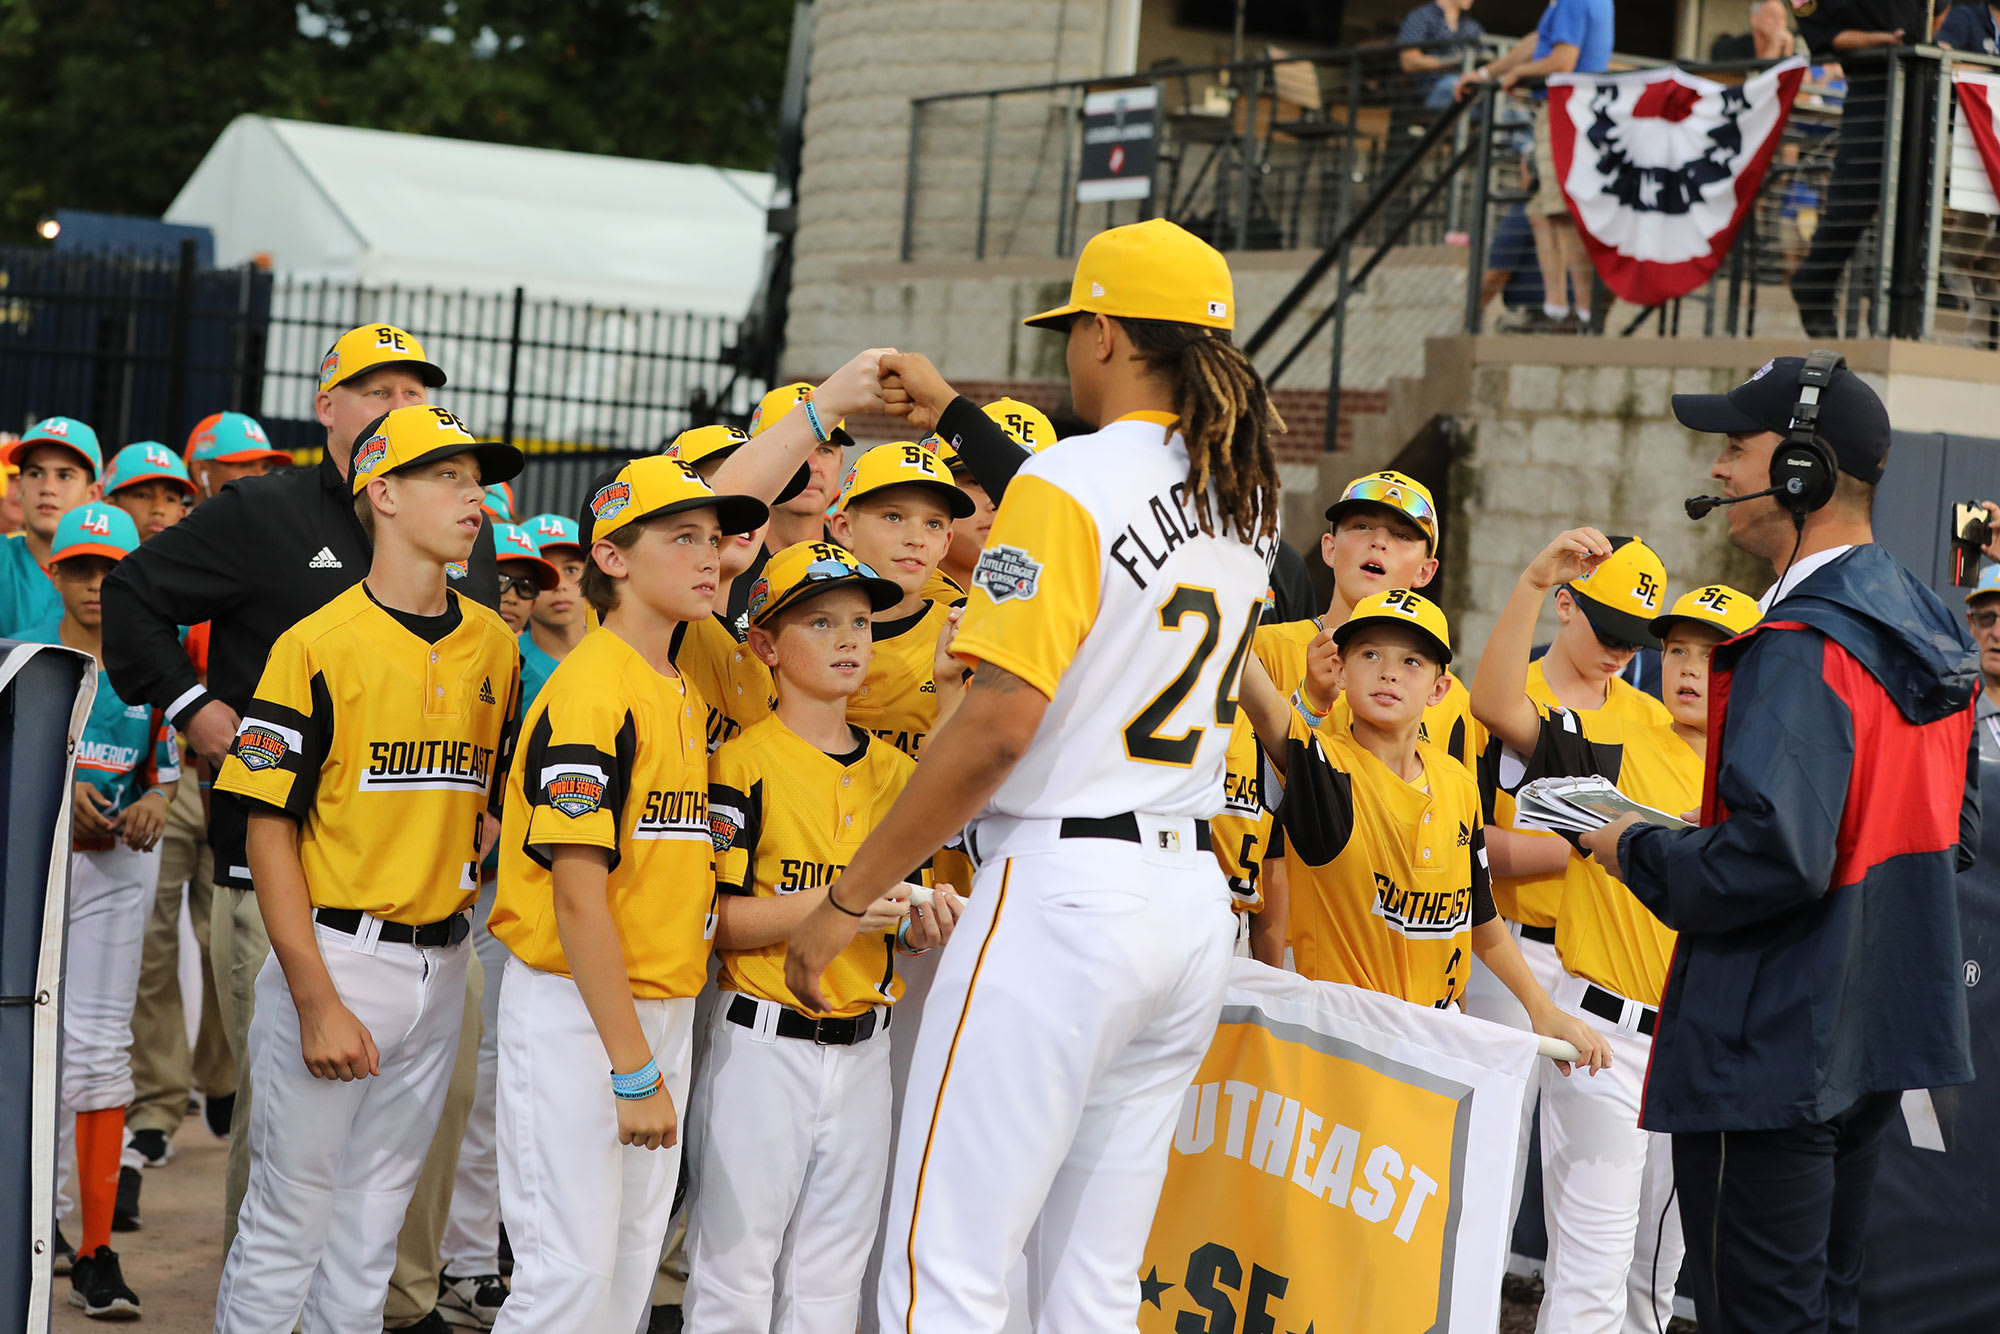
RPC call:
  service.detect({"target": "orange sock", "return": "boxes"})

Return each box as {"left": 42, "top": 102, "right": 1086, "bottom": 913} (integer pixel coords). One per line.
{"left": 75, "top": 1106, "right": 124, "bottom": 1256}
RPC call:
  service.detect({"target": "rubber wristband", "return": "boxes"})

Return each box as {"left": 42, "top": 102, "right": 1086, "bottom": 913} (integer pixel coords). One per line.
{"left": 802, "top": 398, "right": 833, "bottom": 446}
{"left": 896, "top": 916, "right": 931, "bottom": 957}
{"left": 826, "top": 888, "right": 866, "bottom": 918}
{"left": 1292, "top": 688, "right": 1329, "bottom": 728}
{"left": 610, "top": 1057, "right": 660, "bottom": 1098}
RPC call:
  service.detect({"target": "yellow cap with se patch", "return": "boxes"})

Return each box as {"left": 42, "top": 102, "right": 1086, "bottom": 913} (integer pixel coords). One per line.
{"left": 748, "top": 382, "right": 853, "bottom": 449}
{"left": 745, "top": 540, "right": 904, "bottom": 626}
{"left": 1650, "top": 584, "right": 1759, "bottom": 640}
{"left": 665, "top": 424, "right": 750, "bottom": 469}
{"left": 982, "top": 398, "right": 1057, "bottom": 452}
{"left": 1566, "top": 536, "right": 1669, "bottom": 650}
{"left": 834, "top": 442, "right": 975, "bottom": 519}
{"left": 586, "top": 455, "right": 768, "bottom": 543}
{"left": 348, "top": 406, "right": 522, "bottom": 495}
{"left": 1324, "top": 469, "right": 1439, "bottom": 557}
{"left": 1332, "top": 588, "right": 1454, "bottom": 664}
{"left": 318, "top": 323, "right": 447, "bottom": 394}
{"left": 1024, "top": 219, "right": 1234, "bottom": 331}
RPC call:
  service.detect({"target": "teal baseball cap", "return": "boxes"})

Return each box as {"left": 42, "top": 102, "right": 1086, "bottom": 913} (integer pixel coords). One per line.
{"left": 4, "top": 417, "right": 102, "bottom": 477}
{"left": 185, "top": 411, "right": 290, "bottom": 466}
{"left": 494, "top": 522, "right": 561, "bottom": 589}
{"left": 1966, "top": 563, "right": 2000, "bottom": 606}
{"left": 482, "top": 482, "right": 516, "bottom": 522}
{"left": 103, "top": 442, "right": 197, "bottom": 498}
{"left": 523, "top": 512, "right": 584, "bottom": 557}
{"left": 49, "top": 503, "right": 140, "bottom": 564}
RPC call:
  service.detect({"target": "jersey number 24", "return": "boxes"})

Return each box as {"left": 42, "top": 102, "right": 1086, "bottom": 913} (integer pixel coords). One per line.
{"left": 1123, "top": 585, "right": 1258, "bottom": 767}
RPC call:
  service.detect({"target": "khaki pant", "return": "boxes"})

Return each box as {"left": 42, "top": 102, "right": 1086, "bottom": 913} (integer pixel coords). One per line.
{"left": 212, "top": 884, "right": 271, "bottom": 1253}
{"left": 384, "top": 945, "right": 485, "bottom": 1326}
{"left": 127, "top": 778, "right": 234, "bottom": 1137}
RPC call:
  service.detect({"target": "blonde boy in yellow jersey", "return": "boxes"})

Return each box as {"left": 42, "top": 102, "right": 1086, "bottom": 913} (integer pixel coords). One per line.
{"left": 486, "top": 457, "right": 768, "bottom": 1334}
{"left": 1246, "top": 589, "right": 1609, "bottom": 1077}
{"left": 826, "top": 442, "right": 974, "bottom": 760}
{"left": 1472, "top": 529, "right": 1756, "bottom": 1334}
{"left": 212, "top": 406, "right": 523, "bottom": 1333}
{"left": 683, "top": 542, "right": 965, "bottom": 1334}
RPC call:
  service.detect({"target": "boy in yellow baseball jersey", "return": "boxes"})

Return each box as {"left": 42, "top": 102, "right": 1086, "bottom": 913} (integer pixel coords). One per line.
{"left": 1256, "top": 591, "right": 1607, "bottom": 1074}
{"left": 826, "top": 442, "right": 974, "bottom": 760}
{"left": 487, "top": 456, "right": 767, "bottom": 1334}
{"left": 211, "top": 406, "right": 523, "bottom": 1334}
{"left": 1473, "top": 531, "right": 1756, "bottom": 1334}
{"left": 683, "top": 542, "right": 964, "bottom": 1334}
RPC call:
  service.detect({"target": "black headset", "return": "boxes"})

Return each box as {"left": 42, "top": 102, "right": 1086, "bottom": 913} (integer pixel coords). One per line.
{"left": 1768, "top": 349, "right": 1844, "bottom": 529}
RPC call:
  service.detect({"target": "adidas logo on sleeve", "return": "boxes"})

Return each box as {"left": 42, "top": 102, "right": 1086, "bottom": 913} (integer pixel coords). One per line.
{"left": 309, "top": 547, "right": 343, "bottom": 570}
{"left": 479, "top": 677, "right": 496, "bottom": 705}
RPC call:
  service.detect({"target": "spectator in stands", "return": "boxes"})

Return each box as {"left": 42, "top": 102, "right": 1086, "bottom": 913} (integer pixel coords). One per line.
{"left": 1390, "top": 0, "right": 1487, "bottom": 164}
{"left": 1457, "top": 0, "right": 1615, "bottom": 335}
{"left": 1712, "top": 0, "right": 1801, "bottom": 60}
{"left": 1937, "top": 1, "right": 2000, "bottom": 53}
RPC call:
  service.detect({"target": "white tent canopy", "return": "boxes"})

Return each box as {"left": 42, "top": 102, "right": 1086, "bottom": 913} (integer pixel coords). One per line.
{"left": 166, "top": 115, "right": 774, "bottom": 317}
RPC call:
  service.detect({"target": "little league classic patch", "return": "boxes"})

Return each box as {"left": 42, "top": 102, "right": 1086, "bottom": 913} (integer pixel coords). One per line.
{"left": 972, "top": 544, "right": 1042, "bottom": 603}
{"left": 543, "top": 764, "right": 608, "bottom": 818}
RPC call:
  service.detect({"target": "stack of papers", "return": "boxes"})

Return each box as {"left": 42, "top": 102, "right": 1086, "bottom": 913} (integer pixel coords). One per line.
{"left": 1514, "top": 775, "right": 1692, "bottom": 835}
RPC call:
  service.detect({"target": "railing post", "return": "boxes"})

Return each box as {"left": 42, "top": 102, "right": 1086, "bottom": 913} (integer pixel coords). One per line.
{"left": 900, "top": 102, "right": 924, "bottom": 262}
{"left": 1057, "top": 89, "right": 1078, "bottom": 255}
{"left": 976, "top": 94, "right": 998, "bottom": 260}
{"left": 1921, "top": 52, "right": 1951, "bottom": 342}
{"left": 1461, "top": 84, "right": 1496, "bottom": 335}
{"left": 1873, "top": 51, "right": 1904, "bottom": 337}
{"left": 501, "top": 285, "right": 525, "bottom": 449}
{"left": 163, "top": 238, "right": 197, "bottom": 447}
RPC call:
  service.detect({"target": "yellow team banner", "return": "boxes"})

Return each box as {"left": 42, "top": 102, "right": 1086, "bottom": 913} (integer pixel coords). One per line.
{"left": 1140, "top": 964, "right": 1541, "bottom": 1334}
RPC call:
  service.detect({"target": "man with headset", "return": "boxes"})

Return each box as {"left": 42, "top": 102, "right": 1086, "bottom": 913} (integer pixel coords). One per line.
{"left": 1578, "top": 353, "right": 1978, "bottom": 1334}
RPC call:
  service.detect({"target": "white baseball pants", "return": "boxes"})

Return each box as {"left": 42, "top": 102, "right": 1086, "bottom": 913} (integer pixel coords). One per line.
{"left": 439, "top": 879, "right": 511, "bottom": 1275}
{"left": 1536, "top": 969, "right": 1683, "bottom": 1334}
{"left": 213, "top": 918, "right": 469, "bottom": 1334}
{"left": 858, "top": 945, "right": 940, "bottom": 1334}
{"left": 682, "top": 997, "right": 893, "bottom": 1334}
{"left": 878, "top": 816, "right": 1234, "bottom": 1334}
{"left": 492, "top": 957, "right": 695, "bottom": 1334}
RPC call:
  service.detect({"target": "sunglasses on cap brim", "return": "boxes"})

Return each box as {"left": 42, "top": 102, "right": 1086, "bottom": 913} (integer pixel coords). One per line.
{"left": 1332, "top": 479, "right": 1437, "bottom": 542}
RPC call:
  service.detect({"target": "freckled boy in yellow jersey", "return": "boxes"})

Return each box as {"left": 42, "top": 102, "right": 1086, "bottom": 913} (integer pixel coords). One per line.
{"left": 826, "top": 443, "right": 974, "bottom": 761}
{"left": 1472, "top": 529, "right": 1756, "bottom": 1334}
{"left": 486, "top": 456, "right": 768, "bottom": 1334}
{"left": 683, "top": 541, "right": 965, "bottom": 1334}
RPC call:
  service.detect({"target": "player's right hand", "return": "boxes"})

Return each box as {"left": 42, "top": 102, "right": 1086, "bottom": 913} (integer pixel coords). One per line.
{"left": 878, "top": 352, "right": 959, "bottom": 435}
{"left": 187, "top": 699, "right": 244, "bottom": 768}
{"left": 72, "top": 782, "right": 117, "bottom": 839}
{"left": 815, "top": 347, "right": 899, "bottom": 423}
{"left": 1524, "top": 527, "right": 1613, "bottom": 592}
{"left": 298, "top": 999, "right": 380, "bottom": 1082}
{"left": 1303, "top": 626, "right": 1340, "bottom": 716}
{"left": 616, "top": 1084, "right": 679, "bottom": 1151}
{"left": 857, "top": 883, "right": 913, "bottom": 934}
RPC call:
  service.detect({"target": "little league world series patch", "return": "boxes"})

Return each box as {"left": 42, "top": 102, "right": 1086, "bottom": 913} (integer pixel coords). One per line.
{"left": 352, "top": 433, "right": 388, "bottom": 477}
{"left": 591, "top": 480, "right": 632, "bottom": 521}
{"left": 543, "top": 764, "right": 608, "bottom": 818}
{"left": 235, "top": 721, "right": 301, "bottom": 771}
{"left": 972, "top": 544, "right": 1042, "bottom": 603}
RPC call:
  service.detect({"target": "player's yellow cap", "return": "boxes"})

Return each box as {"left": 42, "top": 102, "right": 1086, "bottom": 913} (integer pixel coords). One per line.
{"left": 318, "top": 323, "right": 447, "bottom": 394}
{"left": 983, "top": 398, "right": 1057, "bottom": 453}
{"left": 666, "top": 423, "right": 812, "bottom": 504}
{"left": 1332, "top": 588, "right": 1453, "bottom": 665}
{"left": 1324, "top": 470, "right": 1439, "bottom": 557}
{"left": 1024, "top": 219, "right": 1233, "bottom": 331}
{"left": 349, "top": 406, "right": 523, "bottom": 496}
{"left": 1650, "top": 584, "right": 1759, "bottom": 640}
{"left": 834, "top": 442, "right": 976, "bottom": 518}
{"left": 745, "top": 540, "right": 904, "bottom": 627}
{"left": 1565, "top": 535, "right": 1668, "bottom": 650}
{"left": 586, "top": 454, "right": 767, "bottom": 544}
{"left": 748, "top": 383, "right": 853, "bottom": 449}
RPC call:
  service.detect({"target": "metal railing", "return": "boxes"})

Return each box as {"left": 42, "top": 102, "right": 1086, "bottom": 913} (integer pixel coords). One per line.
{"left": 0, "top": 246, "right": 765, "bottom": 517}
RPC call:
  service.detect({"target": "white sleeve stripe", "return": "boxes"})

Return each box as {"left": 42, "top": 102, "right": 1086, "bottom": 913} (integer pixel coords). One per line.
{"left": 168, "top": 684, "right": 207, "bottom": 719}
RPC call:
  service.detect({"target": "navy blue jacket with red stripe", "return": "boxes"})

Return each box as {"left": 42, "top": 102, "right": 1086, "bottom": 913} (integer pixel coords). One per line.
{"left": 1618, "top": 543, "right": 1978, "bottom": 1134}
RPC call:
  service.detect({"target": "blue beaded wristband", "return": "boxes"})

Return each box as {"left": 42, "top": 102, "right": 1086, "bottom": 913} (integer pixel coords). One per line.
{"left": 611, "top": 1058, "right": 660, "bottom": 1100}
{"left": 802, "top": 398, "right": 832, "bottom": 446}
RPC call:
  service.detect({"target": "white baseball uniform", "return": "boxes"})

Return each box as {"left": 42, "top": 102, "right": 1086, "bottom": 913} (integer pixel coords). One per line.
{"left": 878, "top": 412, "right": 1274, "bottom": 1332}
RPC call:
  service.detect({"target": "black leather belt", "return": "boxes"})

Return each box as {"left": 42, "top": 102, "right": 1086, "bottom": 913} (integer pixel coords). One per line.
{"left": 1580, "top": 983, "right": 1657, "bottom": 1037}
{"left": 1059, "top": 813, "right": 1213, "bottom": 852}
{"left": 1519, "top": 924, "right": 1557, "bottom": 945}
{"left": 727, "top": 993, "right": 886, "bottom": 1046}
{"left": 314, "top": 907, "right": 470, "bottom": 948}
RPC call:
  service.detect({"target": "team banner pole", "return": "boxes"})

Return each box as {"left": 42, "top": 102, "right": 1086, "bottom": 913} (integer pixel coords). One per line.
{"left": 1139, "top": 963, "right": 1543, "bottom": 1333}
{"left": 0, "top": 643, "right": 97, "bottom": 1334}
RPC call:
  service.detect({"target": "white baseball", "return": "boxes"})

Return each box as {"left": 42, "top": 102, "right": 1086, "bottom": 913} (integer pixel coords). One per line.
{"left": 909, "top": 884, "right": 934, "bottom": 908}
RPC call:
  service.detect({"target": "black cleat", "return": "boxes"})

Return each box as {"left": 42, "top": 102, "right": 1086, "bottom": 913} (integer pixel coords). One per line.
{"left": 204, "top": 1090, "right": 236, "bottom": 1139}
{"left": 126, "top": 1127, "right": 171, "bottom": 1168}
{"left": 68, "top": 1245, "right": 141, "bottom": 1319}
{"left": 647, "top": 1304, "right": 684, "bottom": 1333}
{"left": 112, "top": 1165, "right": 142, "bottom": 1232}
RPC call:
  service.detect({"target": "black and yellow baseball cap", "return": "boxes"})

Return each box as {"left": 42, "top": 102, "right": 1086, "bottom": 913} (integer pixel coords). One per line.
{"left": 983, "top": 398, "right": 1057, "bottom": 453}
{"left": 834, "top": 443, "right": 976, "bottom": 518}
{"left": 1025, "top": 219, "right": 1233, "bottom": 332}
{"left": 586, "top": 454, "right": 768, "bottom": 544}
{"left": 318, "top": 323, "right": 447, "bottom": 394}
{"left": 1650, "top": 583, "right": 1759, "bottom": 641}
{"left": 348, "top": 406, "right": 522, "bottom": 496}
{"left": 1324, "top": 470, "right": 1439, "bottom": 556}
{"left": 664, "top": 423, "right": 812, "bottom": 504}
{"left": 748, "top": 382, "right": 854, "bottom": 451}
{"left": 1565, "top": 536, "right": 1668, "bottom": 650}
{"left": 1332, "top": 588, "right": 1453, "bottom": 664}
{"left": 744, "top": 540, "right": 903, "bottom": 626}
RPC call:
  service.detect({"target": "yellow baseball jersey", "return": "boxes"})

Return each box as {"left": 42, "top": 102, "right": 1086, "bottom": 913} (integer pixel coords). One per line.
{"left": 1522, "top": 706, "right": 1701, "bottom": 1006}
{"left": 1485, "top": 661, "right": 1674, "bottom": 927}
{"left": 673, "top": 613, "right": 774, "bottom": 751}
{"left": 847, "top": 596, "right": 959, "bottom": 760}
{"left": 489, "top": 627, "right": 716, "bottom": 999}
{"left": 1280, "top": 709, "right": 1493, "bottom": 1009}
{"left": 1211, "top": 711, "right": 1274, "bottom": 911}
{"left": 1253, "top": 616, "right": 1483, "bottom": 768}
{"left": 951, "top": 412, "right": 1276, "bottom": 820}
{"left": 215, "top": 584, "right": 518, "bottom": 925}
{"left": 709, "top": 717, "right": 920, "bottom": 1017}
{"left": 922, "top": 568, "right": 966, "bottom": 604}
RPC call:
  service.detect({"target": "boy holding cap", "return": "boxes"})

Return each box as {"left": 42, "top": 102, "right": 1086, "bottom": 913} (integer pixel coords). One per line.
{"left": 0, "top": 415, "right": 103, "bottom": 638}
{"left": 486, "top": 457, "right": 767, "bottom": 1334}
{"left": 102, "top": 442, "right": 196, "bottom": 539}
{"left": 184, "top": 412, "right": 292, "bottom": 500}
{"left": 1473, "top": 531, "right": 1757, "bottom": 1334}
{"left": 31, "top": 502, "right": 177, "bottom": 1320}
{"left": 826, "top": 442, "right": 974, "bottom": 761}
{"left": 683, "top": 541, "right": 963, "bottom": 1334}
{"left": 209, "top": 405, "right": 523, "bottom": 1333}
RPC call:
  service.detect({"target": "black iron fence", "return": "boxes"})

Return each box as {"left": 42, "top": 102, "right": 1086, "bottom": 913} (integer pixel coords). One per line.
{"left": 0, "top": 245, "right": 765, "bottom": 519}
